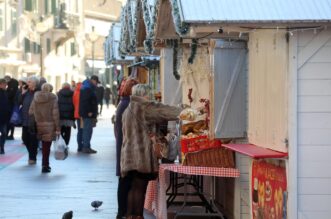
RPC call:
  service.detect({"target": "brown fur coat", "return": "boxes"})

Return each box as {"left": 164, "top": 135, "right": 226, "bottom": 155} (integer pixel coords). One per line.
{"left": 29, "top": 91, "right": 60, "bottom": 142}
{"left": 120, "top": 96, "right": 181, "bottom": 177}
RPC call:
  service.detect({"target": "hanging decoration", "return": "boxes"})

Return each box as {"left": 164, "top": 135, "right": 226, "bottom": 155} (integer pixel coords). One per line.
{"left": 170, "top": 0, "right": 189, "bottom": 35}
{"left": 119, "top": 6, "right": 129, "bottom": 56}
{"left": 141, "top": 0, "right": 160, "bottom": 54}
{"left": 173, "top": 39, "right": 181, "bottom": 80}
{"left": 188, "top": 39, "right": 198, "bottom": 64}
{"left": 127, "top": 0, "right": 138, "bottom": 53}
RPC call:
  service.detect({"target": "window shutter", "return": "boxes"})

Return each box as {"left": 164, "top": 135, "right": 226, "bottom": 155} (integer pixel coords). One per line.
{"left": 24, "top": 38, "right": 31, "bottom": 53}
{"left": 25, "top": 0, "right": 32, "bottom": 11}
{"left": 51, "top": 0, "right": 57, "bottom": 14}
{"left": 213, "top": 40, "right": 248, "bottom": 138}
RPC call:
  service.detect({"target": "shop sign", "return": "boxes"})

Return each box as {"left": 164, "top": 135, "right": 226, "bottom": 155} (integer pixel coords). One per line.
{"left": 252, "top": 160, "right": 287, "bottom": 219}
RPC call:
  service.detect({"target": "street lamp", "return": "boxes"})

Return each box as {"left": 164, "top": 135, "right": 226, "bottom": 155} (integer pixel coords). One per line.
{"left": 36, "top": 19, "right": 48, "bottom": 77}
{"left": 88, "top": 26, "right": 99, "bottom": 75}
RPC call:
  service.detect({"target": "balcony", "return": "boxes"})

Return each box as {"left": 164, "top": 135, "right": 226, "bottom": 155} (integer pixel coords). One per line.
{"left": 54, "top": 3, "right": 80, "bottom": 31}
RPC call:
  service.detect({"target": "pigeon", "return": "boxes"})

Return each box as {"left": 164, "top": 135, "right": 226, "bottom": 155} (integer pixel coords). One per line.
{"left": 91, "top": 200, "right": 103, "bottom": 210}
{"left": 62, "top": 210, "right": 73, "bottom": 219}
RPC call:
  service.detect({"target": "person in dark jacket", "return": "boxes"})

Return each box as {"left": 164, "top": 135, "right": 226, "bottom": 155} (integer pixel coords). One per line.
{"left": 0, "top": 79, "right": 10, "bottom": 154}
{"left": 4, "top": 76, "right": 18, "bottom": 140}
{"left": 96, "top": 84, "right": 105, "bottom": 115}
{"left": 79, "top": 75, "right": 98, "bottom": 154}
{"left": 104, "top": 85, "right": 112, "bottom": 109}
{"left": 20, "top": 76, "right": 39, "bottom": 164}
{"left": 57, "top": 83, "right": 75, "bottom": 145}
{"left": 114, "top": 78, "right": 138, "bottom": 219}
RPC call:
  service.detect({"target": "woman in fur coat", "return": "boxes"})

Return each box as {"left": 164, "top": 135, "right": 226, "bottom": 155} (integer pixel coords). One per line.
{"left": 29, "top": 83, "right": 60, "bottom": 173}
{"left": 121, "top": 84, "right": 181, "bottom": 219}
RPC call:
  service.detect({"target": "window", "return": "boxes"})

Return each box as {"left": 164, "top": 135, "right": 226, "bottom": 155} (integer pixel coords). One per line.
{"left": 71, "top": 42, "right": 76, "bottom": 56}
{"left": 46, "top": 38, "right": 51, "bottom": 54}
{"left": 0, "top": 8, "right": 3, "bottom": 32}
{"left": 11, "top": 9, "right": 17, "bottom": 36}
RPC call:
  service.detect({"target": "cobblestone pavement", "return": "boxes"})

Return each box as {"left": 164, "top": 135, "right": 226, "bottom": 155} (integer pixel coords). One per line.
{"left": 0, "top": 106, "right": 155, "bottom": 219}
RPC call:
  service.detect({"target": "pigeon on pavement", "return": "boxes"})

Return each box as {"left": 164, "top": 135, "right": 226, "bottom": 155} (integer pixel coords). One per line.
{"left": 62, "top": 210, "right": 73, "bottom": 219}
{"left": 91, "top": 200, "right": 103, "bottom": 210}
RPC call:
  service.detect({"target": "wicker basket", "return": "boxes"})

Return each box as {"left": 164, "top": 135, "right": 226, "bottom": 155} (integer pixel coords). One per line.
{"left": 182, "top": 147, "right": 235, "bottom": 168}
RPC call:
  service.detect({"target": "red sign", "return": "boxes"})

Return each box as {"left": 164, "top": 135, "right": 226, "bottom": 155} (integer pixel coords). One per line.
{"left": 252, "top": 160, "right": 287, "bottom": 219}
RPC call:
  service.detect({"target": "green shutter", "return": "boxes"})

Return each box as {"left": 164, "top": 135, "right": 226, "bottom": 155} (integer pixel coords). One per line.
{"left": 25, "top": 0, "right": 32, "bottom": 11}
{"left": 44, "top": 0, "right": 49, "bottom": 14}
{"left": 24, "top": 38, "right": 31, "bottom": 53}
{"left": 0, "top": 9, "right": 3, "bottom": 32}
{"left": 51, "top": 0, "right": 57, "bottom": 15}
{"left": 71, "top": 42, "right": 76, "bottom": 56}
{"left": 47, "top": 38, "right": 51, "bottom": 54}
{"left": 11, "top": 9, "right": 17, "bottom": 35}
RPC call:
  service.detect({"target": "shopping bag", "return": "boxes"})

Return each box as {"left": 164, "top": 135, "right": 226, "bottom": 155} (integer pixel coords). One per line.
{"left": 10, "top": 105, "right": 22, "bottom": 126}
{"left": 53, "top": 135, "right": 68, "bottom": 160}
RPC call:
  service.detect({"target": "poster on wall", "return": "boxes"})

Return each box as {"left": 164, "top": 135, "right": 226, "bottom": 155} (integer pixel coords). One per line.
{"left": 252, "top": 160, "right": 287, "bottom": 219}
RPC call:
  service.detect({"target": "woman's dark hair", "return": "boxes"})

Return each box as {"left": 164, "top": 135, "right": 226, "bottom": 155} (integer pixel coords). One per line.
{"left": 120, "top": 78, "right": 138, "bottom": 97}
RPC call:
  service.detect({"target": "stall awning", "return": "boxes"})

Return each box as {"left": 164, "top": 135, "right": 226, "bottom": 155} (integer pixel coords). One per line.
{"left": 222, "top": 144, "right": 288, "bottom": 159}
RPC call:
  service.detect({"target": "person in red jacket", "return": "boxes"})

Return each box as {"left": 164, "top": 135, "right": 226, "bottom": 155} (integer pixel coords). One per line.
{"left": 73, "top": 82, "right": 83, "bottom": 152}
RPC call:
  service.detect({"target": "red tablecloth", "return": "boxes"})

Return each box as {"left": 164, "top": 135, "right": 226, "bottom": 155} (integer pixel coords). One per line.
{"left": 144, "top": 164, "right": 240, "bottom": 219}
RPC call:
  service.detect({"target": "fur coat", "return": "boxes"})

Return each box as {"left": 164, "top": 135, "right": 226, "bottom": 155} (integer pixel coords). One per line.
{"left": 29, "top": 91, "right": 60, "bottom": 142}
{"left": 120, "top": 96, "right": 181, "bottom": 177}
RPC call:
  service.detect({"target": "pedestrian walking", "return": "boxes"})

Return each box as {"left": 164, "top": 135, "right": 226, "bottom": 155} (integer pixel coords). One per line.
{"left": 73, "top": 82, "right": 83, "bottom": 152}
{"left": 29, "top": 83, "right": 60, "bottom": 173}
{"left": 96, "top": 83, "right": 105, "bottom": 115}
{"left": 20, "top": 76, "right": 39, "bottom": 165}
{"left": 57, "top": 83, "right": 75, "bottom": 145}
{"left": 104, "top": 85, "right": 112, "bottom": 109}
{"left": 0, "top": 79, "right": 10, "bottom": 154}
{"left": 79, "top": 75, "right": 98, "bottom": 154}
{"left": 4, "top": 75, "right": 18, "bottom": 140}
{"left": 121, "top": 84, "right": 182, "bottom": 218}
{"left": 114, "top": 78, "right": 138, "bottom": 219}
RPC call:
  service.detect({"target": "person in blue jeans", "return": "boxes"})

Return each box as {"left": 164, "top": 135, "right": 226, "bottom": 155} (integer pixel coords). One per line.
{"left": 79, "top": 76, "right": 99, "bottom": 154}
{"left": 0, "top": 79, "right": 10, "bottom": 154}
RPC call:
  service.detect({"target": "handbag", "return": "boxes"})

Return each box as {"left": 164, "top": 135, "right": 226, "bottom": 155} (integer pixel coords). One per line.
{"left": 10, "top": 105, "right": 22, "bottom": 126}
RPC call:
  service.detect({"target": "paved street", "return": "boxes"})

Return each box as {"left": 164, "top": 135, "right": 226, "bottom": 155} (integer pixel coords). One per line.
{"left": 0, "top": 106, "right": 154, "bottom": 219}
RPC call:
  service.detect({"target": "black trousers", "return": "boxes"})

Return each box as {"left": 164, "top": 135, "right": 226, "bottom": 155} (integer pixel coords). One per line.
{"left": 22, "top": 126, "right": 38, "bottom": 161}
{"left": 126, "top": 171, "right": 151, "bottom": 217}
{"left": 61, "top": 126, "right": 71, "bottom": 145}
{"left": 117, "top": 176, "right": 131, "bottom": 218}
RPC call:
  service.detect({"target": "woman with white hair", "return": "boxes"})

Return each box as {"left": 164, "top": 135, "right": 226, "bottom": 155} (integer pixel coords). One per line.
{"left": 121, "top": 84, "right": 182, "bottom": 219}
{"left": 29, "top": 83, "right": 60, "bottom": 173}
{"left": 20, "top": 75, "right": 39, "bottom": 165}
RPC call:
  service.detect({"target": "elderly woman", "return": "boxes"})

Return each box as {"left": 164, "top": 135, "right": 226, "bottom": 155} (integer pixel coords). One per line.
{"left": 121, "top": 84, "right": 181, "bottom": 219}
{"left": 29, "top": 83, "right": 60, "bottom": 173}
{"left": 57, "top": 82, "right": 75, "bottom": 145}
{"left": 20, "top": 76, "right": 39, "bottom": 165}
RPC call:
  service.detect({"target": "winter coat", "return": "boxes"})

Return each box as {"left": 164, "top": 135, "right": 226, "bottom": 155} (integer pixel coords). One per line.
{"left": 29, "top": 91, "right": 60, "bottom": 142}
{"left": 20, "top": 90, "right": 36, "bottom": 127}
{"left": 120, "top": 96, "right": 181, "bottom": 177}
{"left": 96, "top": 85, "right": 105, "bottom": 104}
{"left": 79, "top": 80, "right": 98, "bottom": 119}
{"left": 73, "top": 82, "right": 82, "bottom": 119}
{"left": 0, "top": 89, "right": 10, "bottom": 124}
{"left": 114, "top": 96, "right": 130, "bottom": 176}
{"left": 57, "top": 88, "right": 75, "bottom": 121}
